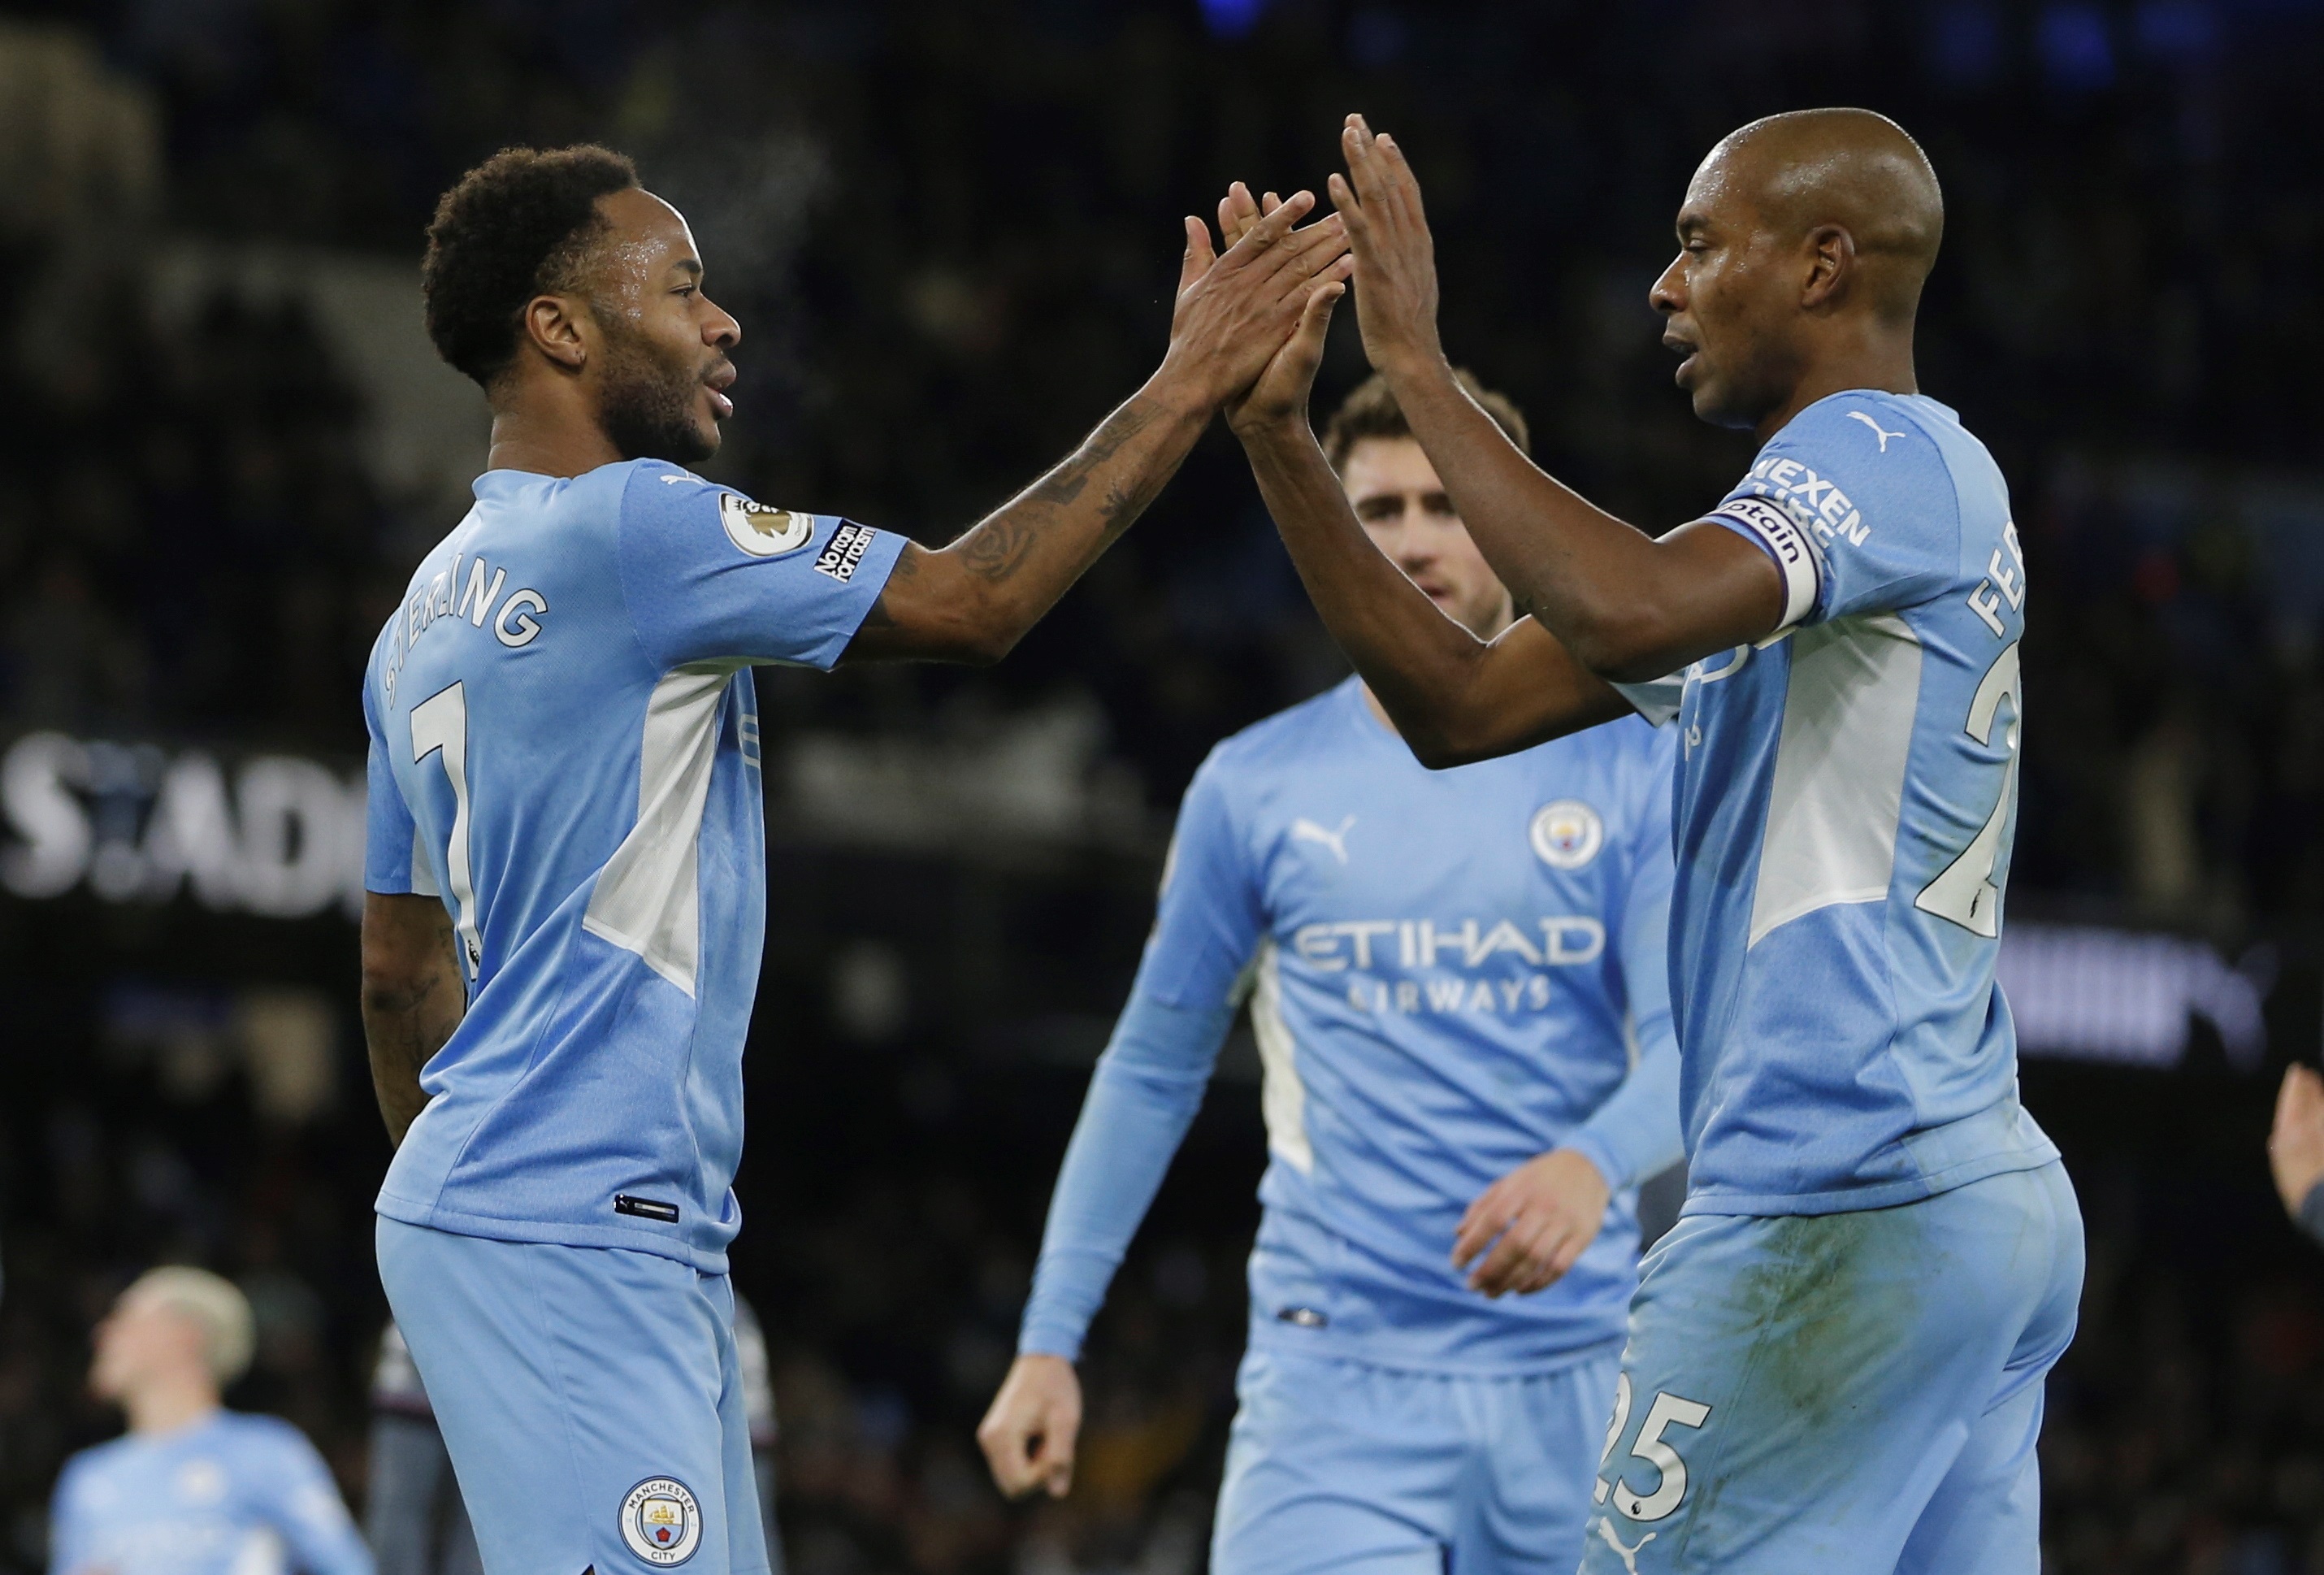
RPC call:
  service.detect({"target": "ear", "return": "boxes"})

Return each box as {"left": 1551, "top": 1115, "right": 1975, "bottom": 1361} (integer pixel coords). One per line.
{"left": 1800, "top": 224, "right": 1855, "bottom": 310}
{"left": 521, "top": 293, "right": 591, "bottom": 373}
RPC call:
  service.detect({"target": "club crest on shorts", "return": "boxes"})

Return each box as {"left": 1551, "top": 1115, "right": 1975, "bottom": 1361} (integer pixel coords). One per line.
{"left": 620, "top": 1477, "right": 702, "bottom": 1565}
{"left": 1530, "top": 799, "right": 1603, "bottom": 870}
{"left": 719, "top": 493, "right": 813, "bottom": 558}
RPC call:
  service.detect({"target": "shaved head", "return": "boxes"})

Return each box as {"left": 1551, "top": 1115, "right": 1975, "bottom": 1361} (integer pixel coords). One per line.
{"left": 1704, "top": 108, "right": 1944, "bottom": 323}
{"left": 1651, "top": 108, "right": 1942, "bottom": 434}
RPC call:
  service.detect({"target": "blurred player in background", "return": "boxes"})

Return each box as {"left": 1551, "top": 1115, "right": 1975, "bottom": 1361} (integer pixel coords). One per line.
{"left": 358, "top": 146, "right": 1348, "bottom": 1574}
{"left": 1221, "top": 110, "right": 2082, "bottom": 1573}
{"left": 366, "top": 1301, "right": 783, "bottom": 1575}
{"left": 49, "top": 1267, "right": 372, "bottom": 1575}
{"left": 978, "top": 368, "right": 1681, "bottom": 1575}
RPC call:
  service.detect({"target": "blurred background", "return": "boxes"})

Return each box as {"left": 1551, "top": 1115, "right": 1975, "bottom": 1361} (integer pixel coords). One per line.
{"left": 0, "top": 1, "right": 2320, "bottom": 1571}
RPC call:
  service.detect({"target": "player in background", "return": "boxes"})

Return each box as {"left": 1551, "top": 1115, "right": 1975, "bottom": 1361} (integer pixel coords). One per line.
{"left": 978, "top": 369, "right": 1681, "bottom": 1575}
{"left": 358, "top": 145, "right": 1348, "bottom": 1575}
{"left": 50, "top": 1267, "right": 372, "bottom": 1575}
{"left": 366, "top": 1302, "right": 785, "bottom": 1575}
{"left": 1218, "top": 111, "right": 2083, "bottom": 1573}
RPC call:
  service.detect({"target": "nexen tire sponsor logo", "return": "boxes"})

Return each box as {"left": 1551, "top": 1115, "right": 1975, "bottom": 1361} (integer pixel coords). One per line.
{"left": 1736, "top": 454, "right": 1870, "bottom": 547}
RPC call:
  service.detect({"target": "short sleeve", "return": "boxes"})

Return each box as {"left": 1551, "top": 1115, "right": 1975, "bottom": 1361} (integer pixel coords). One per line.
{"left": 617, "top": 464, "right": 907, "bottom": 671}
{"left": 1703, "top": 397, "right": 1961, "bottom": 633}
{"left": 362, "top": 679, "right": 426, "bottom": 897}
{"left": 1133, "top": 751, "right": 1266, "bottom": 1010}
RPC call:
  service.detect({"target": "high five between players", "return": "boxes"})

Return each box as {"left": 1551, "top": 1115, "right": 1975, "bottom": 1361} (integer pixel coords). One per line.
{"left": 366, "top": 103, "right": 2074, "bottom": 1575}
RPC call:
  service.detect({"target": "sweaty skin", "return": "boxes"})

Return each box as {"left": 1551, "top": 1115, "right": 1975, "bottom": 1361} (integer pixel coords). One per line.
{"left": 1230, "top": 109, "right": 1944, "bottom": 763}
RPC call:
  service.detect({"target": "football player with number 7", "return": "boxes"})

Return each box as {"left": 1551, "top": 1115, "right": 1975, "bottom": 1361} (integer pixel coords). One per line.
{"left": 1221, "top": 108, "right": 2083, "bottom": 1573}
{"left": 357, "top": 145, "right": 1348, "bottom": 1575}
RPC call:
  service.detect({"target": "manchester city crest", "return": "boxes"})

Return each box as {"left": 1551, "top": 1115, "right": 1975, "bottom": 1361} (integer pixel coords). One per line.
{"left": 1529, "top": 800, "right": 1604, "bottom": 870}
{"left": 719, "top": 493, "right": 814, "bottom": 558}
{"left": 620, "top": 1476, "right": 703, "bottom": 1565}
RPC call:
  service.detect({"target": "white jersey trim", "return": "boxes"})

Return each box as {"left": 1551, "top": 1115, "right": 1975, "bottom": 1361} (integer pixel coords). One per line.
{"left": 581, "top": 664, "right": 736, "bottom": 996}
{"left": 1746, "top": 614, "right": 1921, "bottom": 948}
{"left": 1248, "top": 941, "right": 1315, "bottom": 1174}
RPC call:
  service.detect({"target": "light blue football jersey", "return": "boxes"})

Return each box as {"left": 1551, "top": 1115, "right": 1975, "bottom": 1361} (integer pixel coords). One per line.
{"left": 1658, "top": 390, "right": 2056, "bottom": 1216}
{"left": 362, "top": 462, "right": 902, "bottom": 1270}
{"left": 1020, "top": 679, "right": 1682, "bottom": 1373}
{"left": 50, "top": 1411, "right": 372, "bottom": 1575}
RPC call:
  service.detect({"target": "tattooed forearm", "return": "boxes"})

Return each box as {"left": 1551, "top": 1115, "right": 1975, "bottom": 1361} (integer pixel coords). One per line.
{"left": 954, "top": 400, "right": 1166, "bottom": 584}
{"left": 843, "top": 378, "right": 1207, "bottom": 664}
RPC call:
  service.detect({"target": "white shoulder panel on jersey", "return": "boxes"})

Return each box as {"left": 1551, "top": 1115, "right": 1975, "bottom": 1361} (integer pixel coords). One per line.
{"left": 1247, "top": 940, "right": 1315, "bottom": 1175}
{"left": 580, "top": 663, "right": 737, "bottom": 994}
{"left": 1746, "top": 614, "right": 1922, "bottom": 947}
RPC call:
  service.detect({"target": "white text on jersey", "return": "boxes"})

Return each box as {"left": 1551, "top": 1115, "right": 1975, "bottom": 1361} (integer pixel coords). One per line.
{"left": 384, "top": 552, "right": 550, "bottom": 702}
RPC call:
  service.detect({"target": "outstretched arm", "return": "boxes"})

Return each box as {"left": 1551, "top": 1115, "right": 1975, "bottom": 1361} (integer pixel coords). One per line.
{"left": 1238, "top": 415, "right": 1632, "bottom": 764}
{"left": 846, "top": 194, "right": 1352, "bottom": 665}
{"left": 1330, "top": 116, "right": 1782, "bottom": 682}
{"left": 1214, "top": 186, "right": 1629, "bottom": 765}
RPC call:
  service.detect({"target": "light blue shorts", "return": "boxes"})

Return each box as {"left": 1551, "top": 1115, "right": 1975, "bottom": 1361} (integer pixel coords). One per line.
{"left": 377, "top": 1217, "right": 770, "bottom": 1575}
{"left": 1212, "top": 1343, "right": 1620, "bottom": 1575}
{"left": 1578, "top": 1161, "right": 2083, "bottom": 1575}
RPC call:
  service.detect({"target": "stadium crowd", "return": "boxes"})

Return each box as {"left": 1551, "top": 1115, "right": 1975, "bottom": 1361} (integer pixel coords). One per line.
{"left": 3, "top": 1, "right": 2324, "bottom": 1571}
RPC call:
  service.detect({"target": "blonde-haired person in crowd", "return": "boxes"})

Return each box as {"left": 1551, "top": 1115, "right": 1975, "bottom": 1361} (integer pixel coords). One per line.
{"left": 49, "top": 1266, "right": 373, "bottom": 1575}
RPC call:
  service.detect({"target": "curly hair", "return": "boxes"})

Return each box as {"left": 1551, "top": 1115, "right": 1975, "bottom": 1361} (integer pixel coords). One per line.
{"left": 421, "top": 145, "right": 640, "bottom": 387}
{"left": 1320, "top": 369, "right": 1530, "bottom": 473}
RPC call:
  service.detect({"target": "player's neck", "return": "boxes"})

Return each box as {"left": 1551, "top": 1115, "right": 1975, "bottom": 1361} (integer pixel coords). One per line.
{"left": 484, "top": 402, "right": 625, "bottom": 479}
{"left": 1754, "top": 329, "right": 1919, "bottom": 444}
{"left": 124, "top": 1375, "right": 220, "bottom": 1438}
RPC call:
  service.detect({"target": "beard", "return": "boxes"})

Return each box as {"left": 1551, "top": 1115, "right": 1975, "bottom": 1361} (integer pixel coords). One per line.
{"left": 596, "top": 317, "right": 720, "bottom": 464}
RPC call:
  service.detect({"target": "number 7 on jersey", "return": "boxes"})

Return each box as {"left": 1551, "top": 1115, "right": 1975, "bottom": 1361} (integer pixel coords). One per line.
{"left": 410, "top": 681, "right": 484, "bottom": 978}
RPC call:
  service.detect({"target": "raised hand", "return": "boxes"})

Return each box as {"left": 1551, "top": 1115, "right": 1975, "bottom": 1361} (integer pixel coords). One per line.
{"left": 1451, "top": 1148, "right": 1612, "bottom": 1297}
{"left": 1329, "top": 114, "right": 1446, "bottom": 378}
{"left": 1199, "top": 183, "right": 1343, "bottom": 433}
{"left": 1163, "top": 190, "right": 1352, "bottom": 414}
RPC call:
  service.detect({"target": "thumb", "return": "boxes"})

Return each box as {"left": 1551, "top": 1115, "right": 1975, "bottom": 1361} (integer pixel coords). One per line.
{"left": 1180, "top": 216, "right": 1216, "bottom": 295}
{"left": 1299, "top": 279, "right": 1346, "bottom": 336}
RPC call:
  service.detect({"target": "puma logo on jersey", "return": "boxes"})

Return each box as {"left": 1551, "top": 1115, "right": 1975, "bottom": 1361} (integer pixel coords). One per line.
{"left": 1845, "top": 410, "right": 1906, "bottom": 452}
{"left": 1596, "top": 1521, "right": 1656, "bottom": 1575}
{"left": 1290, "top": 815, "right": 1355, "bottom": 864}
